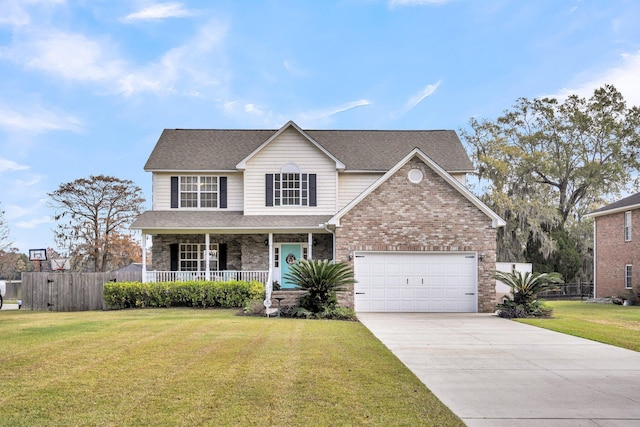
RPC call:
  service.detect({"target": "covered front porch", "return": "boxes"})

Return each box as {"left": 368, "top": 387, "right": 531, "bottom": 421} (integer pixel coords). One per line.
{"left": 141, "top": 230, "right": 334, "bottom": 287}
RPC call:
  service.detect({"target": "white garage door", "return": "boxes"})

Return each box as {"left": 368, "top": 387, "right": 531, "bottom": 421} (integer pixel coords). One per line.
{"left": 354, "top": 252, "right": 478, "bottom": 313}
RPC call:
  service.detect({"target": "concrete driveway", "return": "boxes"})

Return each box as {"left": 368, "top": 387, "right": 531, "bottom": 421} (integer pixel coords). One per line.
{"left": 358, "top": 313, "right": 640, "bottom": 426}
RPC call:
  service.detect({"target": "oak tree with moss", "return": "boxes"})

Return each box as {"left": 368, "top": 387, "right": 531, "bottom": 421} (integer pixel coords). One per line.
{"left": 461, "top": 85, "right": 640, "bottom": 279}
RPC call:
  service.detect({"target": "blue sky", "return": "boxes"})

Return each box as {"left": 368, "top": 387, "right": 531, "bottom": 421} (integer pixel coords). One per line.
{"left": 1, "top": 0, "right": 640, "bottom": 254}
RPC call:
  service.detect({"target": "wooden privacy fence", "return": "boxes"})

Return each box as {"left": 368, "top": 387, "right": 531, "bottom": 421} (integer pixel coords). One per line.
{"left": 22, "top": 271, "right": 142, "bottom": 311}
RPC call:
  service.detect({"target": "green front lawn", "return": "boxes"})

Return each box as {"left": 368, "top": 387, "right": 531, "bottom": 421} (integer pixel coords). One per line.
{"left": 517, "top": 301, "right": 640, "bottom": 352}
{"left": 0, "top": 309, "right": 462, "bottom": 426}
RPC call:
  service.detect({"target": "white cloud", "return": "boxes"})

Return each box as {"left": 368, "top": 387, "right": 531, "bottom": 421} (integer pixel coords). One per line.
{"left": 403, "top": 81, "right": 442, "bottom": 112}
{"left": 121, "top": 2, "right": 195, "bottom": 23}
{"left": 245, "top": 103, "right": 265, "bottom": 116}
{"left": 116, "top": 20, "right": 228, "bottom": 96}
{"left": 15, "top": 175, "right": 42, "bottom": 187}
{"left": 545, "top": 50, "right": 640, "bottom": 107}
{"left": 0, "top": 0, "right": 64, "bottom": 28}
{"left": 0, "top": 19, "right": 228, "bottom": 98}
{"left": 0, "top": 158, "right": 29, "bottom": 172}
{"left": 15, "top": 216, "right": 51, "bottom": 229}
{"left": 391, "top": 80, "right": 442, "bottom": 118}
{"left": 389, "top": 0, "right": 453, "bottom": 7}
{"left": 0, "top": 29, "right": 125, "bottom": 83}
{"left": 0, "top": 105, "right": 83, "bottom": 134}
{"left": 223, "top": 98, "right": 371, "bottom": 128}
{"left": 283, "top": 59, "right": 307, "bottom": 77}
{"left": 295, "top": 99, "right": 372, "bottom": 126}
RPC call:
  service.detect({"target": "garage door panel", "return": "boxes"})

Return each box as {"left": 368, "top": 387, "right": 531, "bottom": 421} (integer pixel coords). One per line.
{"left": 354, "top": 252, "right": 477, "bottom": 313}
{"left": 401, "top": 288, "right": 416, "bottom": 299}
{"left": 369, "top": 289, "right": 386, "bottom": 298}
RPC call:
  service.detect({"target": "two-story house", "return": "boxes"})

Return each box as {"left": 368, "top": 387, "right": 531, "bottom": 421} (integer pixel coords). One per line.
{"left": 586, "top": 191, "right": 640, "bottom": 300}
{"left": 131, "top": 121, "right": 505, "bottom": 313}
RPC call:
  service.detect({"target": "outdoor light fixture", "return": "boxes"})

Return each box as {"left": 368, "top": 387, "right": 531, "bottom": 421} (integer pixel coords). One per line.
{"left": 478, "top": 253, "right": 486, "bottom": 262}
{"left": 264, "top": 239, "right": 269, "bottom": 246}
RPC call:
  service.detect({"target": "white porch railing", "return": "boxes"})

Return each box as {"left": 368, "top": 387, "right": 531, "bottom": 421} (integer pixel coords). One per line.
{"left": 145, "top": 270, "right": 269, "bottom": 284}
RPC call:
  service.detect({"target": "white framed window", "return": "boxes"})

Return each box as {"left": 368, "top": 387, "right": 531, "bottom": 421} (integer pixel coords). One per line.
{"left": 625, "top": 265, "right": 632, "bottom": 289}
{"left": 179, "top": 243, "right": 218, "bottom": 272}
{"left": 274, "top": 173, "right": 309, "bottom": 206}
{"left": 180, "top": 176, "right": 219, "bottom": 208}
{"left": 624, "top": 211, "right": 632, "bottom": 241}
{"left": 266, "top": 165, "right": 316, "bottom": 208}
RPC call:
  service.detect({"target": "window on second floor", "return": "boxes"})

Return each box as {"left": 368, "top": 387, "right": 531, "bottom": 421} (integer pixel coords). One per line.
{"left": 624, "top": 211, "right": 632, "bottom": 241}
{"left": 625, "top": 264, "right": 632, "bottom": 289}
{"left": 265, "top": 164, "right": 316, "bottom": 207}
{"left": 171, "top": 176, "right": 227, "bottom": 209}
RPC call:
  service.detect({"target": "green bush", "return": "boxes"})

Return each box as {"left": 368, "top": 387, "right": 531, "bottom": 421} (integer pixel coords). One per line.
{"left": 283, "top": 259, "right": 356, "bottom": 314}
{"left": 104, "top": 280, "right": 265, "bottom": 309}
{"left": 288, "top": 305, "right": 357, "bottom": 321}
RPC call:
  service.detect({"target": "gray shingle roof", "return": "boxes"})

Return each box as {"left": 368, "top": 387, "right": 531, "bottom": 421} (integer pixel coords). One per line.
{"left": 588, "top": 191, "right": 640, "bottom": 216}
{"left": 144, "top": 125, "right": 474, "bottom": 172}
{"left": 131, "top": 210, "right": 333, "bottom": 232}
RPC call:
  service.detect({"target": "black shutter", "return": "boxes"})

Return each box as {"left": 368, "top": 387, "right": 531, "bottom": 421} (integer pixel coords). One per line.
{"left": 309, "top": 174, "right": 317, "bottom": 207}
{"left": 265, "top": 174, "right": 273, "bottom": 207}
{"left": 170, "top": 176, "right": 179, "bottom": 208}
{"left": 219, "top": 177, "right": 227, "bottom": 209}
{"left": 170, "top": 244, "right": 179, "bottom": 271}
{"left": 218, "top": 243, "right": 227, "bottom": 271}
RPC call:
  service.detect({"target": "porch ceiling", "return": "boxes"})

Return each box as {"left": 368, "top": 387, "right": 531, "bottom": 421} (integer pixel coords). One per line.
{"left": 131, "top": 210, "right": 334, "bottom": 234}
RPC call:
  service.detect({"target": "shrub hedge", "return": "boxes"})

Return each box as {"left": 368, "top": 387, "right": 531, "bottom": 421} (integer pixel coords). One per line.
{"left": 104, "top": 280, "right": 265, "bottom": 309}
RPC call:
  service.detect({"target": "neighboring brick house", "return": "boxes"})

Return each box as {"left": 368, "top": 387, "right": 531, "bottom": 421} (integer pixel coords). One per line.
{"left": 586, "top": 192, "right": 640, "bottom": 300}
{"left": 131, "top": 121, "right": 505, "bottom": 313}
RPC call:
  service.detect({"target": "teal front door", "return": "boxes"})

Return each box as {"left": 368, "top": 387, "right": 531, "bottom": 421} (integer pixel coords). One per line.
{"left": 281, "top": 244, "right": 302, "bottom": 288}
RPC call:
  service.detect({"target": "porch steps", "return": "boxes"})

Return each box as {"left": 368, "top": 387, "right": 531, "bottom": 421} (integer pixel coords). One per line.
{"left": 271, "top": 290, "right": 305, "bottom": 307}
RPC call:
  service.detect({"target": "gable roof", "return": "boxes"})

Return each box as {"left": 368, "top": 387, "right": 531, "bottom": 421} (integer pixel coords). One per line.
{"left": 236, "top": 121, "right": 345, "bottom": 170}
{"left": 328, "top": 148, "right": 506, "bottom": 228}
{"left": 585, "top": 191, "right": 640, "bottom": 218}
{"left": 144, "top": 121, "right": 474, "bottom": 173}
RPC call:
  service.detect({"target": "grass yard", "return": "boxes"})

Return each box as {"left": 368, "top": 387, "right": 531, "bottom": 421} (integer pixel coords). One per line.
{"left": 517, "top": 301, "right": 640, "bottom": 352}
{"left": 0, "top": 309, "right": 462, "bottom": 427}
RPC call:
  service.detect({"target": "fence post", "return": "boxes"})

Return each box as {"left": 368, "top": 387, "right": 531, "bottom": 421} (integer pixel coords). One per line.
{"left": 579, "top": 279, "right": 583, "bottom": 301}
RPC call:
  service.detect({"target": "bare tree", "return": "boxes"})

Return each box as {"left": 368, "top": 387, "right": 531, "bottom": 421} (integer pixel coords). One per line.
{"left": 0, "top": 202, "right": 11, "bottom": 251}
{"left": 49, "top": 175, "right": 145, "bottom": 272}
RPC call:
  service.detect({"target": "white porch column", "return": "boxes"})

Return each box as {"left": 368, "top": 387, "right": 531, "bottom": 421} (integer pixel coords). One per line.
{"left": 268, "top": 233, "right": 273, "bottom": 273}
{"left": 264, "top": 233, "right": 274, "bottom": 312}
{"left": 308, "top": 232, "right": 313, "bottom": 260}
{"left": 141, "top": 233, "right": 147, "bottom": 283}
{"left": 205, "top": 233, "right": 211, "bottom": 281}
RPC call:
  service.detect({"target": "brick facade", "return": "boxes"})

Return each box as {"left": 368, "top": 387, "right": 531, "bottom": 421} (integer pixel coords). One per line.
{"left": 594, "top": 209, "right": 640, "bottom": 298}
{"left": 147, "top": 157, "right": 500, "bottom": 313}
{"left": 335, "top": 158, "right": 498, "bottom": 313}
{"left": 151, "top": 233, "right": 333, "bottom": 271}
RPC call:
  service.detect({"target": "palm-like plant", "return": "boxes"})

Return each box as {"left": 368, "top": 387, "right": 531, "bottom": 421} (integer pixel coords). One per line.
{"left": 495, "top": 270, "right": 563, "bottom": 318}
{"left": 495, "top": 271, "right": 562, "bottom": 304}
{"left": 284, "top": 259, "right": 356, "bottom": 313}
